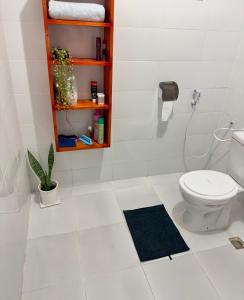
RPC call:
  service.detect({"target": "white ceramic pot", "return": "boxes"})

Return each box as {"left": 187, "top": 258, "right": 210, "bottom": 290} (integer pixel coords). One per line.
{"left": 38, "top": 181, "right": 58, "bottom": 206}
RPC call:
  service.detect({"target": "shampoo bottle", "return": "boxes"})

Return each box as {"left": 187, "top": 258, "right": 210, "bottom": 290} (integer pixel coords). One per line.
{"left": 97, "top": 117, "right": 104, "bottom": 145}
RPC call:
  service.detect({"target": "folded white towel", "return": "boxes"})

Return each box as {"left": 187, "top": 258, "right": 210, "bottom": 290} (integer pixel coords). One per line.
{"left": 49, "top": 1, "right": 105, "bottom": 22}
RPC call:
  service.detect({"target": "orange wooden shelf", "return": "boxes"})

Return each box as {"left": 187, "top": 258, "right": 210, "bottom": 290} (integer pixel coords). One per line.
{"left": 42, "top": 0, "right": 114, "bottom": 152}
{"left": 47, "top": 18, "right": 113, "bottom": 27}
{"left": 51, "top": 58, "right": 112, "bottom": 67}
{"left": 55, "top": 100, "right": 109, "bottom": 111}
{"left": 57, "top": 140, "right": 109, "bottom": 152}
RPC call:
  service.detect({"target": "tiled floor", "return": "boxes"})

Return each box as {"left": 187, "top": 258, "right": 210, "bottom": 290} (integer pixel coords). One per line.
{"left": 22, "top": 173, "right": 244, "bottom": 300}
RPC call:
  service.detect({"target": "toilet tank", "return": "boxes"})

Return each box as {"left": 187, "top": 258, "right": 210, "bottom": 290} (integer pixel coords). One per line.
{"left": 228, "top": 131, "right": 244, "bottom": 188}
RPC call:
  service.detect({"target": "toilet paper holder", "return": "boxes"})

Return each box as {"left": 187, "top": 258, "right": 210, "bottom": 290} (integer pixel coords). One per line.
{"left": 159, "top": 81, "right": 179, "bottom": 102}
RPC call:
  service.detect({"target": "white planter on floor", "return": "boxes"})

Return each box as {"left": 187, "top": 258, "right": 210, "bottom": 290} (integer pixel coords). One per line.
{"left": 38, "top": 180, "right": 59, "bottom": 207}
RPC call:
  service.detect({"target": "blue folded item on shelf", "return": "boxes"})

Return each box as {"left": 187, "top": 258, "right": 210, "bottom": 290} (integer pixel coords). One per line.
{"left": 79, "top": 135, "right": 93, "bottom": 146}
{"left": 58, "top": 135, "right": 77, "bottom": 148}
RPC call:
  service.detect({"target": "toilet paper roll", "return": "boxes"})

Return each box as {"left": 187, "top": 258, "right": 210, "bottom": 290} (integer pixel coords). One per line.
{"left": 159, "top": 81, "right": 179, "bottom": 102}
{"left": 161, "top": 101, "right": 174, "bottom": 122}
{"left": 159, "top": 81, "right": 179, "bottom": 122}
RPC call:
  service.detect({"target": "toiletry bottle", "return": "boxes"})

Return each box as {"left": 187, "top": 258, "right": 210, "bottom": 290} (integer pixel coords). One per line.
{"left": 97, "top": 117, "right": 104, "bottom": 145}
{"left": 91, "top": 81, "right": 98, "bottom": 103}
{"left": 96, "top": 37, "right": 102, "bottom": 61}
{"left": 87, "top": 126, "right": 93, "bottom": 138}
{"left": 102, "top": 40, "right": 107, "bottom": 61}
{"left": 93, "top": 110, "right": 102, "bottom": 142}
{"left": 97, "top": 93, "right": 105, "bottom": 105}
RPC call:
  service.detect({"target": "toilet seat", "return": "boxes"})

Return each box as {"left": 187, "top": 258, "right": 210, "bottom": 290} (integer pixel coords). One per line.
{"left": 180, "top": 170, "right": 238, "bottom": 205}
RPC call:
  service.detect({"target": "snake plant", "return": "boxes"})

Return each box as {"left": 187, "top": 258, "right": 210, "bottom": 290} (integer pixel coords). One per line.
{"left": 27, "top": 144, "right": 55, "bottom": 191}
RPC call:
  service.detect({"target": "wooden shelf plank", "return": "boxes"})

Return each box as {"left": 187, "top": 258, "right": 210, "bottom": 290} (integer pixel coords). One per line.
{"left": 47, "top": 18, "right": 113, "bottom": 27}
{"left": 55, "top": 100, "right": 109, "bottom": 111}
{"left": 51, "top": 58, "right": 112, "bottom": 67}
{"left": 57, "top": 140, "right": 109, "bottom": 152}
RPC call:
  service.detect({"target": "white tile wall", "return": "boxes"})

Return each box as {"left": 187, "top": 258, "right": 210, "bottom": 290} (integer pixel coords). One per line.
{"left": 1, "top": 0, "right": 244, "bottom": 189}
{"left": 114, "top": 28, "right": 206, "bottom": 61}
{"left": 0, "top": 5, "right": 31, "bottom": 300}
{"left": 116, "top": 0, "right": 244, "bottom": 31}
{"left": 228, "top": 31, "right": 244, "bottom": 127}
{"left": 202, "top": 31, "right": 241, "bottom": 61}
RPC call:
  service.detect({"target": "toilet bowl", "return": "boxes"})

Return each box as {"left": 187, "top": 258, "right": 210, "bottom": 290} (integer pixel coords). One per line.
{"left": 179, "top": 131, "right": 244, "bottom": 232}
{"left": 179, "top": 170, "right": 240, "bottom": 232}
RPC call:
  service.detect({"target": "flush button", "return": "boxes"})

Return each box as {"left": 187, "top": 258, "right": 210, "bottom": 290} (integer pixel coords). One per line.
{"left": 229, "top": 237, "right": 244, "bottom": 250}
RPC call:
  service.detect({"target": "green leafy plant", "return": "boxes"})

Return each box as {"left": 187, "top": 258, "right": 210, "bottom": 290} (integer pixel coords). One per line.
{"left": 51, "top": 47, "right": 75, "bottom": 107}
{"left": 27, "top": 144, "right": 55, "bottom": 191}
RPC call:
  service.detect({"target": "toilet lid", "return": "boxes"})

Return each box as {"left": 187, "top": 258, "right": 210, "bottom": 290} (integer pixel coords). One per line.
{"left": 183, "top": 171, "right": 236, "bottom": 197}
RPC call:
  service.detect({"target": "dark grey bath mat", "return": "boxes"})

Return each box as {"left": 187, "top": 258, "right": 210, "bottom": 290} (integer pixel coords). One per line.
{"left": 124, "top": 204, "right": 189, "bottom": 262}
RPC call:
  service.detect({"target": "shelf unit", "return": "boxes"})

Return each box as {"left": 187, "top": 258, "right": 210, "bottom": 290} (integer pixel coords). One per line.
{"left": 51, "top": 58, "right": 112, "bottom": 67}
{"left": 47, "top": 19, "right": 112, "bottom": 27}
{"left": 58, "top": 140, "right": 109, "bottom": 152}
{"left": 41, "top": 0, "right": 114, "bottom": 152}
{"left": 54, "top": 100, "right": 110, "bottom": 111}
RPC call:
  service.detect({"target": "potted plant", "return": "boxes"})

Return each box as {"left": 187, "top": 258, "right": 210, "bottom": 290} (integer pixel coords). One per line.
{"left": 51, "top": 47, "right": 77, "bottom": 108}
{"left": 27, "top": 144, "right": 59, "bottom": 207}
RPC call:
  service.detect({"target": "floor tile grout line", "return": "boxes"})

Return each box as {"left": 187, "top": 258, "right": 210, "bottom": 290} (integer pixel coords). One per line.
{"left": 22, "top": 283, "right": 58, "bottom": 296}
{"left": 78, "top": 249, "right": 88, "bottom": 300}
{"left": 73, "top": 230, "right": 88, "bottom": 300}
{"left": 192, "top": 247, "right": 226, "bottom": 300}
{"left": 71, "top": 187, "right": 114, "bottom": 198}
{"left": 140, "top": 264, "right": 157, "bottom": 300}
{"left": 151, "top": 185, "right": 166, "bottom": 206}
{"left": 74, "top": 188, "right": 159, "bottom": 299}
{"left": 191, "top": 242, "right": 232, "bottom": 255}
{"left": 27, "top": 180, "right": 127, "bottom": 240}
{"left": 27, "top": 219, "right": 126, "bottom": 241}
{"left": 24, "top": 224, "right": 141, "bottom": 296}
{"left": 76, "top": 220, "right": 142, "bottom": 281}
{"left": 84, "top": 264, "right": 145, "bottom": 281}
{"left": 71, "top": 190, "right": 125, "bottom": 234}
{"left": 21, "top": 280, "right": 86, "bottom": 298}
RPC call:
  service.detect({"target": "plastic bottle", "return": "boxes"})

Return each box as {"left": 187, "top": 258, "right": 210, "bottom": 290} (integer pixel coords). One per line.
{"left": 87, "top": 126, "right": 93, "bottom": 138}
{"left": 91, "top": 81, "right": 98, "bottom": 103}
{"left": 93, "top": 110, "right": 102, "bottom": 142}
{"left": 97, "top": 117, "right": 104, "bottom": 145}
{"left": 96, "top": 37, "right": 102, "bottom": 61}
{"left": 102, "top": 40, "right": 107, "bottom": 61}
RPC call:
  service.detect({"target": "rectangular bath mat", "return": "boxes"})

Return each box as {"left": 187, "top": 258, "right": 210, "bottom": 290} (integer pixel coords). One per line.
{"left": 124, "top": 205, "right": 189, "bottom": 262}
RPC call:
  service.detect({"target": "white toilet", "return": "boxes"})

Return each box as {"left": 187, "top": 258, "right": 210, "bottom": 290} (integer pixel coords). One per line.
{"left": 179, "top": 131, "right": 244, "bottom": 232}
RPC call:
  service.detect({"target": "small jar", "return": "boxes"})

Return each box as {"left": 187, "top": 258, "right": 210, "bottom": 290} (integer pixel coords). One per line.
{"left": 97, "top": 93, "right": 105, "bottom": 105}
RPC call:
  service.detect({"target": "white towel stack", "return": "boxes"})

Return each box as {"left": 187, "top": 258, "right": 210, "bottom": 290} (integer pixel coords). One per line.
{"left": 49, "top": 1, "right": 105, "bottom": 22}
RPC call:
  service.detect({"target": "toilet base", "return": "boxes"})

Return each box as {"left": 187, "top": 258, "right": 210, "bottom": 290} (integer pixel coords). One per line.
{"left": 182, "top": 202, "right": 232, "bottom": 233}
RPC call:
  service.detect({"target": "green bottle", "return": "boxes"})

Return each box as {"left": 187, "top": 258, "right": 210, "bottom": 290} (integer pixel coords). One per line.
{"left": 98, "top": 117, "right": 104, "bottom": 145}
